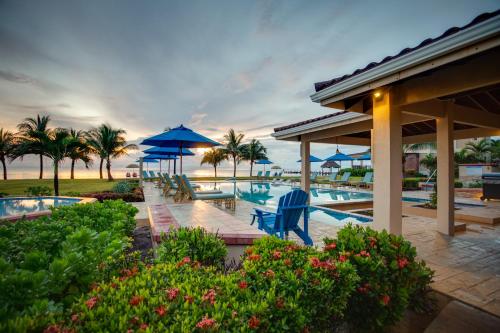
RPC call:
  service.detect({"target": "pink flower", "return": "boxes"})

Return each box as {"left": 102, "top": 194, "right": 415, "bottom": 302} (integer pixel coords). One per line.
{"left": 202, "top": 289, "right": 217, "bottom": 305}
{"left": 155, "top": 306, "right": 167, "bottom": 317}
{"left": 166, "top": 288, "right": 180, "bottom": 300}
{"left": 71, "top": 314, "right": 79, "bottom": 322}
{"left": 129, "top": 295, "right": 144, "bottom": 306}
{"left": 324, "top": 243, "right": 337, "bottom": 251}
{"left": 139, "top": 323, "right": 149, "bottom": 330}
{"left": 398, "top": 257, "right": 409, "bottom": 269}
{"left": 273, "top": 251, "right": 282, "bottom": 259}
{"left": 196, "top": 316, "right": 216, "bottom": 329}
{"left": 359, "top": 250, "right": 370, "bottom": 257}
{"left": 85, "top": 296, "right": 98, "bottom": 310}
{"left": 310, "top": 257, "right": 321, "bottom": 268}
{"left": 248, "top": 254, "right": 261, "bottom": 261}
{"left": 264, "top": 269, "right": 275, "bottom": 279}
{"left": 381, "top": 294, "right": 391, "bottom": 305}
{"left": 283, "top": 258, "right": 292, "bottom": 266}
{"left": 338, "top": 255, "right": 347, "bottom": 262}
{"left": 177, "top": 256, "right": 191, "bottom": 267}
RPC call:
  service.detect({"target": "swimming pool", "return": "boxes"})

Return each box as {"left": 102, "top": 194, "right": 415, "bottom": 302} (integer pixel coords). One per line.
{"left": 197, "top": 181, "right": 373, "bottom": 225}
{"left": 0, "top": 197, "right": 83, "bottom": 219}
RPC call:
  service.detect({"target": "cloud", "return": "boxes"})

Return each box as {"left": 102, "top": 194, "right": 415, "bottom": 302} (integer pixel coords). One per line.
{"left": 188, "top": 113, "right": 208, "bottom": 127}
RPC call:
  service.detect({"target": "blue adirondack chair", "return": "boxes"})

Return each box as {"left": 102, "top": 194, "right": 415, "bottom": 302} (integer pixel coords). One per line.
{"left": 149, "top": 170, "right": 156, "bottom": 178}
{"left": 142, "top": 170, "right": 150, "bottom": 180}
{"left": 252, "top": 189, "right": 313, "bottom": 245}
{"left": 256, "top": 171, "right": 263, "bottom": 178}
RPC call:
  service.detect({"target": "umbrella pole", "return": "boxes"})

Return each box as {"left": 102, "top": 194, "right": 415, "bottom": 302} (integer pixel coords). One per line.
{"left": 168, "top": 160, "right": 171, "bottom": 174}
{"left": 180, "top": 144, "right": 183, "bottom": 175}
{"left": 173, "top": 159, "right": 177, "bottom": 175}
{"left": 160, "top": 160, "right": 162, "bottom": 174}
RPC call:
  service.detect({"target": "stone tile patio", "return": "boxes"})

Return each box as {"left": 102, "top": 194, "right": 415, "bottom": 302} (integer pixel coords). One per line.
{"left": 136, "top": 182, "right": 500, "bottom": 318}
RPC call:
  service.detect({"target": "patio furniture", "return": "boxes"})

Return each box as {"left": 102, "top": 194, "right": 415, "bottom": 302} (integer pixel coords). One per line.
{"left": 481, "top": 173, "right": 500, "bottom": 200}
{"left": 142, "top": 171, "right": 151, "bottom": 181}
{"left": 328, "top": 172, "right": 338, "bottom": 185}
{"left": 179, "top": 175, "right": 235, "bottom": 210}
{"left": 256, "top": 171, "right": 263, "bottom": 178}
{"left": 251, "top": 189, "right": 313, "bottom": 245}
{"left": 149, "top": 170, "right": 156, "bottom": 178}
{"left": 310, "top": 173, "right": 318, "bottom": 183}
{"left": 264, "top": 171, "right": 271, "bottom": 178}
{"left": 350, "top": 172, "right": 373, "bottom": 189}
{"left": 330, "top": 172, "right": 351, "bottom": 187}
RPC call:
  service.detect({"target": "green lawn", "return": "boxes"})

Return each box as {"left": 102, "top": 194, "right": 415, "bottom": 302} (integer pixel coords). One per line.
{"left": 0, "top": 179, "right": 123, "bottom": 196}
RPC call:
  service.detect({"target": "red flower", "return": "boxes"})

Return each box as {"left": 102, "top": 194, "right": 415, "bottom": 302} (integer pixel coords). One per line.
{"left": 239, "top": 281, "right": 248, "bottom": 289}
{"left": 310, "top": 257, "right": 321, "bottom": 268}
{"left": 245, "top": 247, "right": 254, "bottom": 255}
{"left": 110, "top": 282, "right": 118, "bottom": 289}
{"left": 71, "top": 314, "right": 79, "bottom": 322}
{"left": 248, "top": 316, "right": 260, "bottom": 329}
{"left": 398, "top": 257, "right": 409, "bottom": 269}
{"left": 196, "top": 316, "right": 216, "bottom": 329}
{"left": 202, "top": 289, "right": 217, "bottom": 305}
{"left": 248, "top": 254, "right": 261, "bottom": 261}
{"left": 295, "top": 268, "right": 304, "bottom": 277}
{"left": 129, "top": 295, "right": 144, "bottom": 306}
{"left": 359, "top": 250, "right": 370, "bottom": 257}
{"left": 324, "top": 242, "right": 337, "bottom": 251}
{"left": 177, "top": 256, "right": 191, "bottom": 268}
{"left": 139, "top": 323, "right": 149, "bottom": 330}
{"left": 381, "top": 294, "right": 390, "bottom": 305}
{"left": 155, "top": 306, "right": 167, "bottom": 317}
{"left": 166, "top": 288, "right": 180, "bottom": 300}
{"left": 368, "top": 236, "right": 377, "bottom": 248}
{"left": 285, "top": 244, "right": 300, "bottom": 252}
{"left": 85, "top": 296, "right": 98, "bottom": 310}
{"left": 184, "top": 295, "right": 194, "bottom": 304}
{"left": 264, "top": 269, "right": 275, "bottom": 279}
{"left": 272, "top": 251, "right": 282, "bottom": 259}
{"left": 276, "top": 297, "right": 285, "bottom": 309}
{"left": 338, "top": 255, "right": 347, "bottom": 262}
{"left": 44, "top": 325, "right": 61, "bottom": 333}
{"left": 283, "top": 258, "right": 292, "bottom": 266}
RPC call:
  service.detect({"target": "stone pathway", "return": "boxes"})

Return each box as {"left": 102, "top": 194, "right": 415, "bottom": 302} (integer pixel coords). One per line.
{"left": 136, "top": 182, "right": 500, "bottom": 318}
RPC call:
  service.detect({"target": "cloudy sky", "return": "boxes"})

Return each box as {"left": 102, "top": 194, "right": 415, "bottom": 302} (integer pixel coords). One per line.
{"left": 1, "top": 0, "right": 498, "bottom": 177}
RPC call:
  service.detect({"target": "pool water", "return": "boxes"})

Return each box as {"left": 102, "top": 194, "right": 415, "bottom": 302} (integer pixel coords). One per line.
{"left": 0, "top": 197, "right": 82, "bottom": 218}
{"left": 197, "top": 181, "right": 373, "bottom": 225}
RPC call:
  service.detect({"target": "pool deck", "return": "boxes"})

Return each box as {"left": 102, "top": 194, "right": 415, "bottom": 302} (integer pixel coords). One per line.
{"left": 135, "top": 182, "right": 500, "bottom": 319}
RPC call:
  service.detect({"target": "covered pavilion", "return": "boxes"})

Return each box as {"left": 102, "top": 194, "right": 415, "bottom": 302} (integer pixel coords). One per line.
{"left": 272, "top": 11, "right": 500, "bottom": 236}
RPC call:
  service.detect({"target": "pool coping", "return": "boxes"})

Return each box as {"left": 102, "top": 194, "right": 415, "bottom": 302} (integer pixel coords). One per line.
{"left": 0, "top": 196, "right": 97, "bottom": 222}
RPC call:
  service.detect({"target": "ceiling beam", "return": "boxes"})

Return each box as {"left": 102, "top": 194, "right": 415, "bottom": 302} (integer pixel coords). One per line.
{"left": 402, "top": 128, "right": 500, "bottom": 144}
{"left": 314, "top": 136, "right": 371, "bottom": 146}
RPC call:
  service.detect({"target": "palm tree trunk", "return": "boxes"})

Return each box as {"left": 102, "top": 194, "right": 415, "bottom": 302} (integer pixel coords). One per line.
{"left": 39, "top": 154, "right": 43, "bottom": 179}
{"left": 54, "top": 163, "right": 59, "bottom": 196}
{"left": 214, "top": 165, "right": 217, "bottom": 178}
{"left": 99, "top": 158, "right": 104, "bottom": 179}
{"left": 233, "top": 155, "right": 237, "bottom": 177}
{"left": 70, "top": 159, "right": 76, "bottom": 179}
{"left": 250, "top": 161, "right": 253, "bottom": 177}
{"left": 1, "top": 157, "right": 7, "bottom": 180}
{"left": 106, "top": 158, "right": 113, "bottom": 181}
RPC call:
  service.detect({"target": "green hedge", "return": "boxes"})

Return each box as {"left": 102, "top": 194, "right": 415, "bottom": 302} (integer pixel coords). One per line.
{"left": 53, "top": 226, "right": 433, "bottom": 332}
{"left": 339, "top": 168, "right": 373, "bottom": 177}
{"left": 0, "top": 200, "right": 138, "bottom": 332}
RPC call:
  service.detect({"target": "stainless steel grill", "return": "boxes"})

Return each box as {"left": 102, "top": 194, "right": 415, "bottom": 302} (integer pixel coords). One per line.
{"left": 481, "top": 173, "right": 500, "bottom": 200}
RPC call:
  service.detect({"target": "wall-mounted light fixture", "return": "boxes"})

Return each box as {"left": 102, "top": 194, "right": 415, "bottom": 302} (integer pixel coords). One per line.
{"left": 373, "top": 90, "right": 383, "bottom": 101}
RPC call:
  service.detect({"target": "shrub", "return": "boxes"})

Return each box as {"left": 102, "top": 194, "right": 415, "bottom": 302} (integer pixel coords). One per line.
{"left": 402, "top": 178, "right": 419, "bottom": 189}
{"left": 339, "top": 168, "right": 373, "bottom": 177}
{"left": 156, "top": 227, "right": 227, "bottom": 269}
{"left": 81, "top": 187, "right": 144, "bottom": 202}
{"left": 323, "top": 224, "right": 434, "bottom": 332}
{"left": 56, "top": 237, "right": 358, "bottom": 332}
{"left": 467, "top": 180, "right": 482, "bottom": 188}
{"left": 112, "top": 181, "right": 132, "bottom": 194}
{"left": 0, "top": 200, "right": 138, "bottom": 331}
{"left": 24, "top": 186, "right": 52, "bottom": 196}
{"left": 454, "top": 181, "right": 463, "bottom": 188}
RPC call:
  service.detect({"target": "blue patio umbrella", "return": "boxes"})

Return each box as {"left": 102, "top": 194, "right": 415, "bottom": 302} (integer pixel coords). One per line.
{"left": 143, "top": 146, "right": 194, "bottom": 156}
{"left": 141, "top": 124, "right": 221, "bottom": 174}
{"left": 136, "top": 157, "right": 158, "bottom": 172}
{"left": 325, "top": 149, "right": 354, "bottom": 170}
{"left": 255, "top": 159, "right": 273, "bottom": 172}
{"left": 141, "top": 154, "right": 178, "bottom": 174}
{"left": 357, "top": 153, "right": 371, "bottom": 160}
{"left": 297, "top": 155, "right": 323, "bottom": 163}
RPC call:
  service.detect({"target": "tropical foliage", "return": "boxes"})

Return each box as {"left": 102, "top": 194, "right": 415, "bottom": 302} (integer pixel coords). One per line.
{"left": 0, "top": 200, "right": 138, "bottom": 332}
{"left": 0, "top": 128, "right": 16, "bottom": 180}
{"left": 223, "top": 129, "right": 245, "bottom": 177}
{"left": 241, "top": 139, "right": 267, "bottom": 177}
{"left": 86, "top": 124, "right": 137, "bottom": 181}
{"left": 17, "top": 115, "right": 51, "bottom": 179}
{"left": 200, "top": 148, "right": 226, "bottom": 177}
{"left": 68, "top": 129, "right": 92, "bottom": 179}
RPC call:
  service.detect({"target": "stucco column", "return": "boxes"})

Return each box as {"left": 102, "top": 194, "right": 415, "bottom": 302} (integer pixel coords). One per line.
{"left": 436, "top": 105, "right": 455, "bottom": 236}
{"left": 370, "top": 129, "right": 374, "bottom": 168}
{"left": 372, "top": 90, "right": 402, "bottom": 235}
{"left": 300, "top": 140, "right": 311, "bottom": 197}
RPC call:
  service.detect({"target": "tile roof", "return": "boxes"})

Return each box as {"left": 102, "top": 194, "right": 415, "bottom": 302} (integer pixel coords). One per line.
{"left": 314, "top": 10, "right": 500, "bottom": 93}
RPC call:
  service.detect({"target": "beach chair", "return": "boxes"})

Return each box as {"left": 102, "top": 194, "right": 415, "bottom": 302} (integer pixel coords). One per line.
{"left": 328, "top": 172, "right": 338, "bottom": 186}
{"left": 251, "top": 189, "right": 313, "bottom": 245}
{"left": 264, "top": 171, "right": 271, "bottom": 178}
{"left": 330, "top": 172, "right": 351, "bottom": 187}
{"left": 179, "top": 175, "right": 235, "bottom": 210}
{"left": 126, "top": 172, "right": 131, "bottom": 178}
{"left": 149, "top": 170, "right": 156, "bottom": 179}
{"left": 142, "top": 171, "right": 150, "bottom": 181}
{"left": 256, "top": 171, "right": 263, "bottom": 178}
{"left": 310, "top": 173, "right": 318, "bottom": 183}
{"left": 350, "top": 172, "right": 373, "bottom": 189}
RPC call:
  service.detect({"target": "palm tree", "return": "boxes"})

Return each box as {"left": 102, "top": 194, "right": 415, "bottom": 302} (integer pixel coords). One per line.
{"left": 15, "top": 128, "right": 83, "bottom": 195}
{"left": 402, "top": 142, "right": 436, "bottom": 176}
{"left": 0, "top": 129, "right": 16, "bottom": 180}
{"left": 68, "top": 129, "right": 92, "bottom": 179}
{"left": 420, "top": 153, "right": 437, "bottom": 176}
{"left": 86, "top": 124, "right": 138, "bottom": 181}
{"left": 464, "top": 138, "right": 491, "bottom": 162}
{"left": 241, "top": 139, "right": 267, "bottom": 177}
{"left": 200, "top": 148, "right": 226, "bottom": 178}
{"left": 223, "top": 129, "right": 244, "bottom": 177}
{"left": 17, "top": 115, "right": 51, "bottom": 179}
{"left": 490, "top": 139, "right": 500, "bottom": 161}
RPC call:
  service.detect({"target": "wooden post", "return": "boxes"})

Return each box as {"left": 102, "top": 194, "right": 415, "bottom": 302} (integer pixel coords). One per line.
{"left": 372, "top": 89, "right": 403, "bottom": 235}
{"left": 436, "top": 103, "right": 455, "bottom": 236}
{"left": 300, "top": 140, "right": 311, "bottom": 199}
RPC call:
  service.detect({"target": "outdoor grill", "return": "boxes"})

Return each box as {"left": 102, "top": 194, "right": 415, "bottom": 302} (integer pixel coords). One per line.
{"left": 481, "top": 173, "right": 500, "bottom": 200}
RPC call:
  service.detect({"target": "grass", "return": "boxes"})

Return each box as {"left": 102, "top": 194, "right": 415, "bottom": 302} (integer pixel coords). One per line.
{"left": 0, "top": 179, "right": 123, "bottom": 196}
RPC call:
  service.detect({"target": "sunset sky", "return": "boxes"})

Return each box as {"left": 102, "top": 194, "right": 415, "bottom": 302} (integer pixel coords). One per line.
{"left": 1, "top": 0, "right": 498, "bottom": 177}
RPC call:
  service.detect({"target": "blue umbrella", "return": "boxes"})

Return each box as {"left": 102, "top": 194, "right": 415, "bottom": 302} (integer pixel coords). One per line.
{"left": 325, "top": 149, "right": 354, "bottom": 170}
{"left": 141, "top": 124, "right": 221, "bottom": 174}
{"left": 297, "top": 155, "right": 323, "bottom": 163}
{"left": 255, "top": 159, "right": 272, "bottom": 173}
{"left": 142, "top": 154, "right": 178, "bottom": 160}
{"left": 143, "top": 146, "right": 194, "bottom": 156}
{"left": 357, "top": 153, "right": 371, "bottom": 161}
